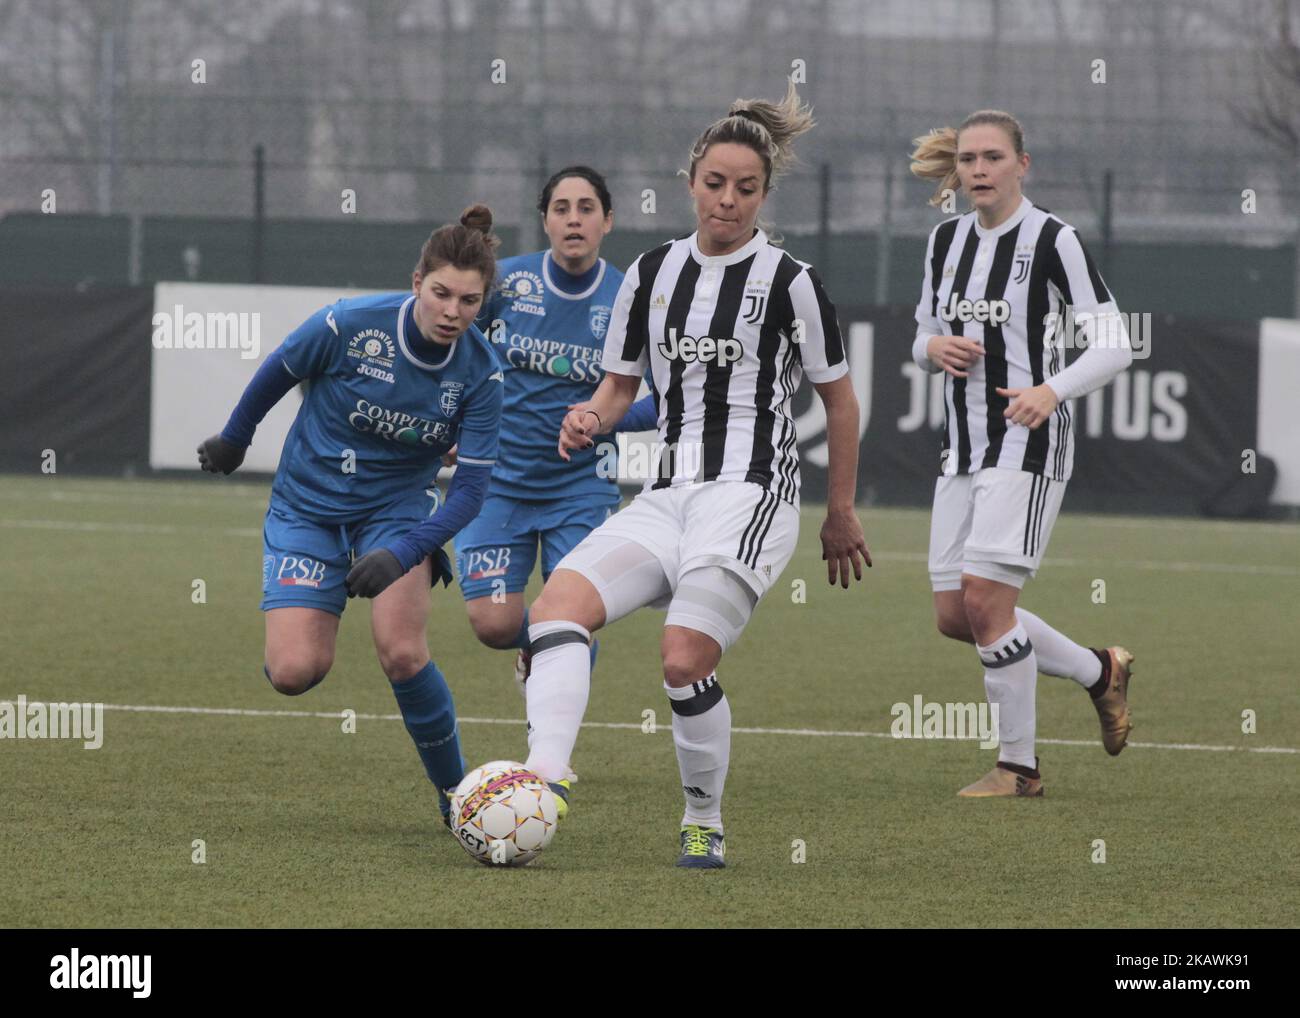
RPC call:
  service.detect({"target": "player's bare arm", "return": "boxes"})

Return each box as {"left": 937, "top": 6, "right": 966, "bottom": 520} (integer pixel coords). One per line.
{"left": 925, "top": 334, "right": 985, "bottom": 378}
{"left": 814, "top": 373, "right": 872, "bottom": 588}
{"left": 557, "top": 370, "right": 641, "bottom": 460}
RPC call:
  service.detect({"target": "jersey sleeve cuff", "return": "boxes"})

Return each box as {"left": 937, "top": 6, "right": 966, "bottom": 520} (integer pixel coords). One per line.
{"left": 804, "top": 361, "right": 849, "bottom": 385}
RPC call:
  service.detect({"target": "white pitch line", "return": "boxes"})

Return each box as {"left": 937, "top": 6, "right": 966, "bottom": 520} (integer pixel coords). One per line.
{"left": 50, "top": 702, "right": 1291, "bottom": 755}
{"left": 3, "top": 518, "right": 1296, "bottom": 576}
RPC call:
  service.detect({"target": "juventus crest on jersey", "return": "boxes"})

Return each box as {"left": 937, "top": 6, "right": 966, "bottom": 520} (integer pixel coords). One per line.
{"left": 916, "top": 197, "right": 1119, "bottom": 482}
{"left": 603, "top": 229, "right": 846, "bottom": 505}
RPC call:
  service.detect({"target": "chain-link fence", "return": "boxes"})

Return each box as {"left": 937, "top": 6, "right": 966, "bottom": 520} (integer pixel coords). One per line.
{"left": 3, "top": 0, "right": 1298, "bottom": 310}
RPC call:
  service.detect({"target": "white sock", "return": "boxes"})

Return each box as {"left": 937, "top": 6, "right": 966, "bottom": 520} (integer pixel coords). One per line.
{"left": 665, "top": 675, "right": 730, "bottom": 832}
{"left": 1015, "top": 608, "right": 1101, "bottom": 688}
{"left": 523, "top": 620, "right": 590, "bottom": 783}
{"left": 978, "top": 623, "right": 1038, "bottom": 770}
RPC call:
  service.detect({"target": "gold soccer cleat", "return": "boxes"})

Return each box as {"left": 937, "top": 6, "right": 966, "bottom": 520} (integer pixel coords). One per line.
{"left": 957, "top": 762, "right": 1044, "bottom": 798}
{"left": 1092, "top": 646, "right": 1135, "bottom": 756}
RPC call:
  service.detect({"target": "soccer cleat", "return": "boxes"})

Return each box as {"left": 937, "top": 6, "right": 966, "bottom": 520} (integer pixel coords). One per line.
{"left": 513, "top": 649, "right": 532, "bottom": 699}
{"left": 548, "top": 779, "right": 571, "bottom": 823}
{"left": 957, "top": 763, "right": 1044, "bottom": 798}
{"left": 676, "top": 825, "right": 726, "bottom": 869}
{"left": 439, "top": 786, "right": 458, "bottom": 833}
{"left": 1091, "top": 646, "right": 1135, "bottom": 756}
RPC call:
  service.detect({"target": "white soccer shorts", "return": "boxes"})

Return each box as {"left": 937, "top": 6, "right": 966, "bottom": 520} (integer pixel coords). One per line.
{"left": 928, "top": 468, "right": 1067, "bottom": 591}
{"left": 555, "top": 480, "right": 800, "bottom": 651}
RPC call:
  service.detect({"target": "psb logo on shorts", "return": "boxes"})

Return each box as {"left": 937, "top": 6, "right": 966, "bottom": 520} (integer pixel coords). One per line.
{"left": 589, "top": 304, "right": 612, "bottom": 341}
{"left": 439, "top": 380, "right": 465, "bottom": 417}
{"left": 459, "top": 546, "right": 511, "bottom": 581}
{"left": 276, "top": 555, "right": 326, "bottom": 588}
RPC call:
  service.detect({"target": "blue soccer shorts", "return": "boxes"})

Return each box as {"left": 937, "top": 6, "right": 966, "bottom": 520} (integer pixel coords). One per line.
{"left": 454, "top": 491, "right": 620, "bottom": 602}
{"left": 261, "top": 486, "right": 451, "bottom": 615}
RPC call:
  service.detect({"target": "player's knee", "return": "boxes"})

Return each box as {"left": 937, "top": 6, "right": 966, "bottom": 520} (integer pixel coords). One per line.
{"left": 935, "top": 609, "right": 972, "bottom": 641}
{"left": 660, "top": 630, "right": 720, "bottom": 689}
{"left": 466, "top": 608, "right": 522, "bottom": 649}
{"left": 529, "top": 589, "right": 568, "bottom": 626}
{"left": 661, "top": 653, "right": 714, "bottom": 688}
{"left": 263, "top": 658, "right": 330, "bottom": 696}
{"left": 531, "top": 579, "right": 601, "bottom": 630}
{"left": 376, "top": 646, "right": 428, "bottom": 682}
{"left": 959, "top": 578, "right": 991, "bottom": 623}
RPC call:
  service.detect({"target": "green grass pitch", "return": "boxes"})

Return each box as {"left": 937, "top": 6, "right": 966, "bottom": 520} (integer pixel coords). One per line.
{"left": 1, "top": 474, "right": 1296, "bottom": 928}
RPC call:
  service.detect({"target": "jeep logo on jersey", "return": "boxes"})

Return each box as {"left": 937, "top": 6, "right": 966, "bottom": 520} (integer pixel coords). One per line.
{"left": 439, "top": 380, "right": 465, "bottom": 417}
{"left": 589, "top": 304, "right": 611, "bottom": 341}
{"left": 939, "top": 294, "right": 1012, "bottom": 325}
{"left": 658, "top": 328, "right": 743, "bottom": 366}
{"left": 348, "top": 398, "right": 452, "bottom": 446}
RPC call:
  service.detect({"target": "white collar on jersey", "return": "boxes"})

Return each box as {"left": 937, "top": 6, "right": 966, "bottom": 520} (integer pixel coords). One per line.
{"left": 973, "top": 195, "right": 1033, "bottom": 239}
{"left": 396, "top": 294, "right": 458, "bottom": 371}
{"left": 541, "top": 250, "right": 607, "bottom": 301}
{"left": 689, "top": 227, "right": 768, "bottom": 267}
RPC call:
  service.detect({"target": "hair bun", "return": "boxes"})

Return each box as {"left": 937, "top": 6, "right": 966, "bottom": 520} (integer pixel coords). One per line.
{"left": 460, "top": 203, "right": 494, "bottom": 235}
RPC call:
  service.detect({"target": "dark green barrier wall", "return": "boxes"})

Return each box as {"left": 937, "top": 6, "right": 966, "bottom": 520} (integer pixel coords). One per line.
{"left": 6, "top": 211, "right": 1293, "bottom": 320}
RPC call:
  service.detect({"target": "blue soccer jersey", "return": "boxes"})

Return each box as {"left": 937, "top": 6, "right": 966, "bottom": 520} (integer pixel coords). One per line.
{"left": 477, "top": 250, "right": 625, "bottom": 500}
{"left": 271, "top": 292, "right": 503, "bottom": 522}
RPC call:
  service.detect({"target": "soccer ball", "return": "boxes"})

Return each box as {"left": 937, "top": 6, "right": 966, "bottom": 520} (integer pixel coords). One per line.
{"left": 449, "top": 761, "right": 559, "bottom": 866}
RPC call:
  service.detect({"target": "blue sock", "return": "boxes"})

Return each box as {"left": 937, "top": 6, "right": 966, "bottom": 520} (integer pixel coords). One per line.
{"left": 390, "top": 661, "right": 464, "bottom": 815}
{"left": 590, "top": 638, "right": 599, "bottom": 672}
{"left": 511, "top": 608, "right": 531, "bottom": 651}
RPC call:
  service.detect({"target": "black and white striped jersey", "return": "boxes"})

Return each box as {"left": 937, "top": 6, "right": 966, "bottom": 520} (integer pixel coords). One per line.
{"left": 603, "top": 229, "right": 847, "bottom": 505}
{"left": 915, "top": 197, "right": 1120, "bottom": 482}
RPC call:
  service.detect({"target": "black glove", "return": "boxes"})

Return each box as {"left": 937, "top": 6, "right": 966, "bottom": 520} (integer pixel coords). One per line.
{"left": 346, "top": 549, "right": 405, "bottom": 599}
{"left": 197, "top": 435, "right": 247, "bottom": 475}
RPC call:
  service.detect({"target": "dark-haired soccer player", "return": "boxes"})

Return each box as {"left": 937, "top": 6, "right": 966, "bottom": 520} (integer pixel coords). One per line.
{"left": 454, "top": 167, "right": 655, "bottom": 783}
{"left": 197, "top": 205, "right": 504, "bottom": 829}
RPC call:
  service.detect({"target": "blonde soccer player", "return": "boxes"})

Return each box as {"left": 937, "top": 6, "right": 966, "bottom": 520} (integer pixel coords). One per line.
{"left": 909, "top": 110, "right": 1136, "bottom": 797}
{"left": 519, "top": 83, "right": 870, "bottom": 867}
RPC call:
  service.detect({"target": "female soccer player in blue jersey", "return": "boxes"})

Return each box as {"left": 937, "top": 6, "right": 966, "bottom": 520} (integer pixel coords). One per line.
{"left": 910, "top": 112, "right": 1135, "bottom": 798}
{"left": 196, "top": 205, "right": 505, "bottom": 828}
{"left": 454, "top": 168, "right": 655, "bottom": 720}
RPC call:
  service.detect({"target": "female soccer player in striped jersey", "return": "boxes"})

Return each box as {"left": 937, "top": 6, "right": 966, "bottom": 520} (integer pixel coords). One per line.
{"left": 195, "top": 205, "right": 505, "bottom": 829}
{"left": 909, "top": 111, "right": 1135, "bottom": 797}
{"left": 454, "top": 168, "right": 656, "bottom": 734}
{"left": 520, "top": 84, "right": 871, "bottom": 868}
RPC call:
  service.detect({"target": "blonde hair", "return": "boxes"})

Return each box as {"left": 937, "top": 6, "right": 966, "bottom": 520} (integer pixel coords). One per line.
{"left": 686, "top": 81, "right": 816, "bottom": 192}
{"left": 909, "top": 110, "right": 1026, "bottom": 208}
